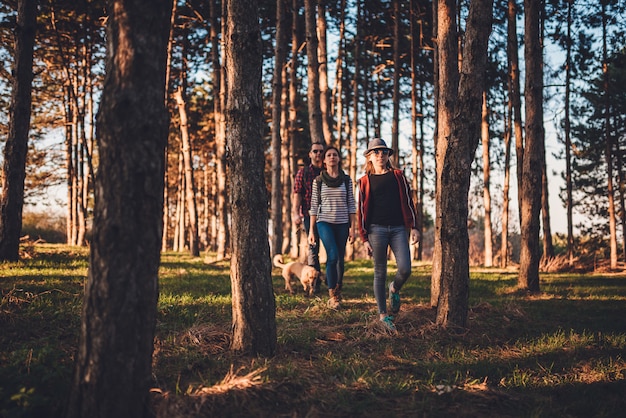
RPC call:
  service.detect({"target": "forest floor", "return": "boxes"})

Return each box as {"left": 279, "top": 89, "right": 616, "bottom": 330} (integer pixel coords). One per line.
{"left": 1, "top": 244, "right": 626, "bottom": 417}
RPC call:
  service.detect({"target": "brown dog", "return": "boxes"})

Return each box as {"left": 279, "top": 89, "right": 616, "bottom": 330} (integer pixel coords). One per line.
{"left": 272, "top": 254, "right": 320, "bottom": 296}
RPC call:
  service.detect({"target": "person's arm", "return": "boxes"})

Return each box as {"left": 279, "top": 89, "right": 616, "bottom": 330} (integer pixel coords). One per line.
{"left": 308, "top": 214, "right": 317, "bottom": 244}
{"left": 292, "top": 193, "right": 303, "bottom": 225}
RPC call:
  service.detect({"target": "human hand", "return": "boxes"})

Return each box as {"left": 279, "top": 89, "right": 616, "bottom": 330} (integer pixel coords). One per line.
{"left": 364, "top": 241, "right": 373, "bottom": 256}
{"left": 410, "top": 228, "right": 420, "bottom": 244}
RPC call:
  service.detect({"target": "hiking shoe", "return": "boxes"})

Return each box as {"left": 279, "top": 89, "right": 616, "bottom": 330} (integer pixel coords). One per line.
{"left": 380, "top": 316, "right": 396, "bottom": 331}
{"left": 389, "top": 282, "right": 400, "bottom": 314}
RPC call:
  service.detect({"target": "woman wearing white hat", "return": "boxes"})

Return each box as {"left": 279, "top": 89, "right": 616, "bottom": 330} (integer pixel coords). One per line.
{"left": 357, "top": 138, "right": 419, "bottom": 331}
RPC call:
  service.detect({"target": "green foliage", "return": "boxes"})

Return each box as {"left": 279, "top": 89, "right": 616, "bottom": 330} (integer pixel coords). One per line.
{"left": 1, "top": 245, "right": 626, "bottom": 417}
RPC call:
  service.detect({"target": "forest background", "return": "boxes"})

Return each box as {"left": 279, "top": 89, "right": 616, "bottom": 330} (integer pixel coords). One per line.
{"left": 1, "top": 0, "right": 626, "bottom": 270}
{"left": 2, "top": 0, "right": 626, "bottom": 416}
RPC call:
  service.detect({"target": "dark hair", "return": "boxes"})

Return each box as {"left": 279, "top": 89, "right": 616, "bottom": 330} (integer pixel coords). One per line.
{"left": 324, "top": 146, "right": 341, "bottom": 158}
{"left": 310, "top": 141, "right": 325, "bottom": 151}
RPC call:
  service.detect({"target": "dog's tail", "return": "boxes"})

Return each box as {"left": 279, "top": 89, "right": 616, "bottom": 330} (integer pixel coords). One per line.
{"left": 272, "top": 254, "right": 286, "bottom": 269}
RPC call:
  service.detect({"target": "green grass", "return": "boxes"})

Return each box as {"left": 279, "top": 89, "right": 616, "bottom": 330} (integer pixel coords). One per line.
{"left": 1, "top": 245, "right": 625, "bottom": 417}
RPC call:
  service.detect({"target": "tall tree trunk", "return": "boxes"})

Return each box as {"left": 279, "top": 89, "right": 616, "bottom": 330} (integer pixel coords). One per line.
{"left": 216, "top": 0, "right": 230, "bottom": 260}
{"left": 510, "top": 0, "right": 524, "bottom": 226}
{"left": 304, "top": 0, "right": 325, "bottom": 144}
{"left": 66, "top": 1, "right": 171, "bottom": 416}
{"left": 564, "top": 0, "right": 574, "bottom": 263}
{"left": 174, "top": 87, "right": 200, "bottom": 257}
{"left": 541, "top": 158, "right": 554, "bottom": 260}
{"left": 501, "top": 96, "right": 512, "bottom": 268}
{"left": 162, "top": 0, "right": 177, "bottom": 252}
{"left": 601, "top": 3, "right": 618, "bottom": 270}
{"left": 436, "top": 0, "right": 492, "bottom": 329}
{"left": 317, "top": 1, "right": 333, "bottom": 145}
{"left": 280, "top": 45, "right": 292, "bottom": 254}
{"left": 334, "top": 0, "right": 346, "bottom": 147}
{"left": 518, "top": 0, "right": 543, "bottom": 292}
{"left": 482, "top": 91, "right": 493, "bottom": 267}
{"left": 226, "top": 0, "right": 277, "bottom": 356}
{"left": 431, "top": 0, "right": 441, "bottom": 307}
{"left": 391, "top": 0, "right": 401, "bottom": 162}
{"left": 0, "top": 0, "right": 37, "bottom": 261}
{"left": 270, "top": 0, "right": 288, "bottom": 256}
{"left": 288, "top": 0, "right": 302, "bottom": 259}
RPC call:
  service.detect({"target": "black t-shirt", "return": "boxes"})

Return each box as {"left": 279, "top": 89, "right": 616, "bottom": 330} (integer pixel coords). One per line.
{"left": 369, "top": 171, "right": 403, "bottom": 226}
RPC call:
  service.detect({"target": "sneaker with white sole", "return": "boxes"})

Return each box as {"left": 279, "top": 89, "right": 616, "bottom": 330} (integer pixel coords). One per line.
{"left": 389, "top": 282, "right": 400, "bottom": 314}
{"left": 380, "top": 315, "right": 396, "bottom": 331}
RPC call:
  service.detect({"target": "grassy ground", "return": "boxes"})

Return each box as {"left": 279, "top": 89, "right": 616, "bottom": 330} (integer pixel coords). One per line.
{"left": 1, "top": 244, "right": 625, "bottom": 417}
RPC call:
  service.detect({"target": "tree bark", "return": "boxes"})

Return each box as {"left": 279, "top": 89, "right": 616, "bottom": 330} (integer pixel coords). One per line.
{"left": 271, "top": 0, "right": 288, "bottom": 256}
{"left": 482, "top": 91, "right": 493, "bottom": 267}
{"left": 174, "top": 86, "right": 200, "bottom": 257}
{"left": 0, "top": 0, "right": 37, "bottom": 261}
{"left": 304, "top": 0, "right": 325, "bottom": 144}
{"left": 226, "top": 0, "right": 277, "bottom": 356}
{"left": 66, "top": 0, "right": 172, "bottom": 416}
{"left": 518, "top": 0, "right": 543, "bottom": 292}
{"left": 436, "top": 0, "right": 492, "bottom": 329}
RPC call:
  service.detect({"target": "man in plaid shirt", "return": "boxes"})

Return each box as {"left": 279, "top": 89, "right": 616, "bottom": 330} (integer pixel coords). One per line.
{"left": 292, "top": 141, "right": 325, "bottom": 292}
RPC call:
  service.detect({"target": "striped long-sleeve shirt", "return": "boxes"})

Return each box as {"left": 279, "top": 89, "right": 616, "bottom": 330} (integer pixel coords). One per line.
{"left": 309, "top": 176, "right": 357, "bottom": 224}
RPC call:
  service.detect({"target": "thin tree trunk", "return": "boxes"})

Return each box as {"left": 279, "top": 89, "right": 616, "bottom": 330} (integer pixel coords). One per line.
{"left": 391, "top": 0, "right": 401, "bottom": 161}
{"left": 0, "top": 0, "right": 37, "bottom": 261}
{"left": 304, "top": 0, "right": 325, "bottom": 144}
{"left": 541, "top": 159, "right": 554, "bottom": 260}
{"left": 431, "top": 0, "right": 441, "bottom": 307}
{"left": 317, "top": 1, "right": 333, "bottom": 145}
{"left": 271, "top": 0, "right": 288, "bottom": 256}
{"left": 501, "top": 69, "right": 512, "bottom": 268}
{"left": 226, "top": 0, "right": 277, "bottom": 356}
{"left": 216, "top": 0, "right": 229, "bottom": 260}
{"left": 174, "top": 87, "right": 200, "bottom": 257}
{"left": 564, "top": 0, "right": 574, "bottom": 263}
{"left": 482, "top": 91, "right": 493, "bottom": 267}
{"left": 602, "top": 3, "right": 618, "bottom": 270}
{"left": 518, "top": 0, "right": 543, "bottom": 292}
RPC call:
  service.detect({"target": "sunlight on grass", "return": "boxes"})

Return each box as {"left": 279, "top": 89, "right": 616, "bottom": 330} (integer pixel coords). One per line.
{"left": 3, "top": 244, "right": 626, "bottom": 417}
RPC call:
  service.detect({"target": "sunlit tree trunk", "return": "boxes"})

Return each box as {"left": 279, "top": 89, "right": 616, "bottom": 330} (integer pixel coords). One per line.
{"left": 304, "top": 0, "right": 325, "bottom": 144}
{"left": 66, "top": 0, "right": 171, "bottom": 415}
{"left": 501, "top": 100, "right": 512, "bottom": 268}
{"left": 216, "top": 0, "right": 230, "bottom": 260}
{"left": 317, "top": 1, "right": 333, "bottom": 145}
{"left": 271, "top": 0, "right": 287, "bottom": 256}
{"left": 564, "top": 0, "right": 574, "bottom": 263}
{"left": 174, "top": 86, "right": 200, "bottom": 257}
{"left": 431, "top": 0, "right": 441, "bottom": 307}
{"left": 280, "top": 47, "right": 292, "bottom": 254}
{"left": 541, "top": 159, "right": 554, "bottom": 260}
{"left": 518, "top": 0, "right": 543, "bottom": 291}
{"left": 334, "top": 0, "right": 346, "bottom": 147}
{"left": 482, "top": 91, "right": 493, "bottom": 267}
{"left": 226, "top": 0, "right": 277, "bottom": 356}
{"left": 435, "top": 0, "right": 492, "bottom": 329}
{"left": 391, "top": 0, "right": 401, "bottom": 161}
{"left": 0, "top": 0, "right": 37, "bottom": 261}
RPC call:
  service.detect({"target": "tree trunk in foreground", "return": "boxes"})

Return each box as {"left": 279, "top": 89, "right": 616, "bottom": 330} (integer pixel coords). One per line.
{"left": 0, "top": 0, "right": 37, "bottom": 261}
{"left": 226, "top": 0, "right": 277, "bottom": 356}
{"left": 66, "top": 1, "right": 172, "bottom": 417}
{"left": 436, "top": 0, "right": 493, "bottom": 329}
{"left": 518, "top": 0, "right": 543, "bottom": 292}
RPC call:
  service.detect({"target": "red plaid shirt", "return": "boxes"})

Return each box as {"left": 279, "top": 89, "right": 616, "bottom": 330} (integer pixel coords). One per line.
{"left": 293, "top": 164, "right": 322, "bottom": 217}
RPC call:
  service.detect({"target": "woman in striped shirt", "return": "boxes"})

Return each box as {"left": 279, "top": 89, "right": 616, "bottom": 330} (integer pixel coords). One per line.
{"left": 309, "top": 146, "right": 357, "bottom": 309}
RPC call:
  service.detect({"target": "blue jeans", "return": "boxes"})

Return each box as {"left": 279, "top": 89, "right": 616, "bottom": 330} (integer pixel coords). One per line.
{"left": 368, "top": 224, "right": 412, "bottom": 314}
{"left": 304, "top": 216, "right": 320, "bottom": 271}
{"left": 316, "top": 222, "right": 350, "bottom": 290}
